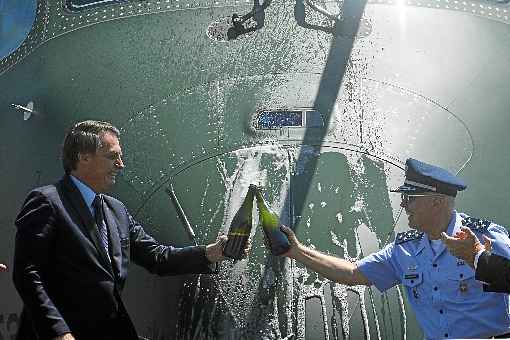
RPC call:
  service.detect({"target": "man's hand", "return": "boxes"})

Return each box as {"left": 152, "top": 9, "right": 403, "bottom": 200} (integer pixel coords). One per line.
{"left": 205, "top": 235, "right": 228, "bottom": 263}
{"left": 0, "top": 264, "right": 7, "bottom": 272}
{"left": 441, "top": 226, "right": 485, "bottom": 268}
{"left": 241, "top": 239, "right": 252, "bottom": 259}
{"left": 280, "top": 225, "right": 302, "bottom": 259}
{"left": 52, "top": 333, "right": 75, "bottom": 340}
{"left": 482, "top": 234, "right": 493, "bottom": 252}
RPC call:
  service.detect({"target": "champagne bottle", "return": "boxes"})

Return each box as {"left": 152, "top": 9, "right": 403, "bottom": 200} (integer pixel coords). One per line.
{"left": 253, "top": 186, "right": 291, "bottom": 256}
{"left": 222, "top": 185, "right": 255, "bottom": 260}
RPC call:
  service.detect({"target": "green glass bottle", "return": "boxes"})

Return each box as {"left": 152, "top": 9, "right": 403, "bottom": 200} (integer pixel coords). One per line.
{"left": 253, "top": 185, "right": 291, "bottom": 256}
{"left": 222, "top": 185, "right": 255, "bottom": 260}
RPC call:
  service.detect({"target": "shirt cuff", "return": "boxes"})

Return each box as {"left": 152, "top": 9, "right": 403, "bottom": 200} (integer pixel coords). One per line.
{"left": 473, "top": 249, "right": 485, "bottom": 269}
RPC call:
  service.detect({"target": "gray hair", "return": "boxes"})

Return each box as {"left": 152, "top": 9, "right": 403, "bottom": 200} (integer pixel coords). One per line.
{"left": 62, "top": 120, "right": 120, "bottom": 174}
{"left": 443, "top": 195, "right": 456, "bottom": 210}
{"left": 446, "top": 196, "right": 455, "bottom": 210}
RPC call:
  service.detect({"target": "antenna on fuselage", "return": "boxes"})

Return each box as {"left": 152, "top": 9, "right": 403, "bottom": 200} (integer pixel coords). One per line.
{"left": 11, "top": 101, "right": 36, "bottom": 121}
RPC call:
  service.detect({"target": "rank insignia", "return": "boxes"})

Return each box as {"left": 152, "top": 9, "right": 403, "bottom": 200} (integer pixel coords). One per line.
{"left": 461, "top": 216, "right": 491, "bottom": 231}
{"left": 396, "top": 230, "right": 424, "bottom": 244}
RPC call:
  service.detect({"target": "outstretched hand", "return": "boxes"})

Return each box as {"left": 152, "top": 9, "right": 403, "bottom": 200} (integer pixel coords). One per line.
{"left": 206, "top": 235, "right": 228, "bottom": 263}
{"left": 441, "top": 226, "right": 487, "bottom": 268}
{"left": 280, "top": 225, "right": 302, "bottom": 259}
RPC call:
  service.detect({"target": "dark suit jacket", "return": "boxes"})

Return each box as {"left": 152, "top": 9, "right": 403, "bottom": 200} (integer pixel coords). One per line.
{"left": 476, "top": 251, "right": 510, "bottom": 293}
{"left": 13, "top": 175, "right": 215, "bottom": 340}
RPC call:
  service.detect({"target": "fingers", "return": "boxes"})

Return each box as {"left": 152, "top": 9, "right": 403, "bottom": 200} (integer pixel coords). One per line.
{"left": 483, "top": 235, "right": 493, "bottom": 252}
{"left": 459, "top": 226, "right": 476, "bottom": 239}
{"left": 217, "top": 235, "right": 228, "bottom": 246}
{"left": 243, "top": 239, "right": 252, "bottom": 258}
{"left": 280, "top": 225, "right": 298, "bottom": 243}
{"left": 440, "top": 232, "right": 455, "bottom": 244}
{"left": 280, "top": 225, "right": 293, "bottom": 237}
{"left": 440, "top": 232, "right": 450, "bottom": 240}
{"left": 245, "top": 239, "right": 252, "bottom": 251}
{"left": 441, "top": 232, "right": 463, "bottom": 256}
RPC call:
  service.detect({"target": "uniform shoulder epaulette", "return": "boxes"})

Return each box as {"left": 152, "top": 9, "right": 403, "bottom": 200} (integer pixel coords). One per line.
{"left": 395, "top": 230, "right": 424, "bottom": 244}
{"left": 461, "top": 216, "right": 491, "bottom": 232}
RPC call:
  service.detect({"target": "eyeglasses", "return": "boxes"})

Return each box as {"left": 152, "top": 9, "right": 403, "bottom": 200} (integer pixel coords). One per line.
{"left": 400, "top": 193, "right": 444, "bottom": 205}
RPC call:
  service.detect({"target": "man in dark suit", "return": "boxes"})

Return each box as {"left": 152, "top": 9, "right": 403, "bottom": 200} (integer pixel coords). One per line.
{"left": 442, "top": 226, "right": 510, "bottom": 293}
{"left": 13, "top": 120, "right": 232, "bottom": 340}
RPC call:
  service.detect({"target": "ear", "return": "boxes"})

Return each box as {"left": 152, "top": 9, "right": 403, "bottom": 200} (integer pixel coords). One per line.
{"left": 78, "top": 152, "right": 91, "bottom": 163}
{"left": 432, "top": 196, "right": 445, "bottom": 208}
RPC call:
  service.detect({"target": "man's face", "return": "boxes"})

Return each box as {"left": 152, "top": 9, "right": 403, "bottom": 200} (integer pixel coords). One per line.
{"left": 400, "top": 193, "right": 438, "bottom": 232}
{"left": 81, "top": 132, "right": 124, "bottom": 193}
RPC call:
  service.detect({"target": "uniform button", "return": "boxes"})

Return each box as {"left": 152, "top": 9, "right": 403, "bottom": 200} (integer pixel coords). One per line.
{"left": 459, "top": 273, "right": 464, "bottom": 278}
{"left": 433, "top": 264, "right": 437, "bottom": 267}
{"left": 439, "top": 309, "right": 444, "bottom": 314}
{"left": 410, "top": 280, "right": 414, "bottom": 284}
{"left": 434, "top": 286, "right": 438, "bottom": 291}
{"left": 445, "top": 334, "right": 448, "bottom": 337}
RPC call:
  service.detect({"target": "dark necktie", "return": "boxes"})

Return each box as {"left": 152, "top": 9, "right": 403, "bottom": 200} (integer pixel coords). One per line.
{"left": 92, "top": 195, "right": 111, "bottom": 262}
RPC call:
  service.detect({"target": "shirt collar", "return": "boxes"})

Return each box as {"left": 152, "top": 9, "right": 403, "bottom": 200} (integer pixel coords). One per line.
{"left": 70, "top": 175, "right": 97, "bottom": 214}
{"left": 416, "top": 211, "right": 457, "bottom": 256}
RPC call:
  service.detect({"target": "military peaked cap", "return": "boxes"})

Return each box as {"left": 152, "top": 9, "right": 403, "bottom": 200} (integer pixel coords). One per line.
{"left": 391, "top": 158, "right": 467, "bottom": 197}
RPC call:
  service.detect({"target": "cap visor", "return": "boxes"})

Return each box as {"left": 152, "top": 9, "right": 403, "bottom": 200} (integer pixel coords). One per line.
{"left": 390, "top": 185, "right": 422, "bottom": 194}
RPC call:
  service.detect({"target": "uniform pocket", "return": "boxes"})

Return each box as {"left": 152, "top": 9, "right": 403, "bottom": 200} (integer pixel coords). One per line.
{"left": 401, "top": 271, "right": 423, "bottom": 300}
{"left": 446, "top": 266, "right": 482, "bottom": 299}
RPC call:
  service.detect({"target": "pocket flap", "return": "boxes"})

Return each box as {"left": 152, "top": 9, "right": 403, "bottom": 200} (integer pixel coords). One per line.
{"left": 447, "top": 266, "right": 475, "bottom": 281}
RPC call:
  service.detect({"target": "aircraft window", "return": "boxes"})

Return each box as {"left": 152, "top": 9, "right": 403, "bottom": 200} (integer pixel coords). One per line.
{"left": 253, "top": 109, "right": 325, "bottom": 130}
{"left": 0, "top": 0, "right": 37, "bottom": 61}
{"left": 65, "top": 0, "right": 125, "bottom": 12}
{"left": 256, "top": 110, "right": 303, "bottom": 129}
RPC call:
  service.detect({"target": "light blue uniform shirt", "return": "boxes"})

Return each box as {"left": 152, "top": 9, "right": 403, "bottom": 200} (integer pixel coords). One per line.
{"left": 70, "top": 175, "right": 96, "bottom": 217}
{"left": 357, "top": 211, "right": 510, "bottom": 339}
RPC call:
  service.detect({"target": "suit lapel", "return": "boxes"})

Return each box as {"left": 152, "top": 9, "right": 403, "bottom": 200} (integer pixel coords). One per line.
{"left": 61, "top": 176, "right": 114, "bottom": 274}
{"left": 102, "top": 198, "right": 122, "bottom": 279}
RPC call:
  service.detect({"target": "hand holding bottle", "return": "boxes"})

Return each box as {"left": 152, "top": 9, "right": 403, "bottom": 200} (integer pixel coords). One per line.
{"left": 253, "top": 186, "right": 291, "bottom": 256}
{"left": 279, "top": 225, "right": 302, "bottom": 258}
{"left": 206, "top": 235, "right": 228, "bottom": 263}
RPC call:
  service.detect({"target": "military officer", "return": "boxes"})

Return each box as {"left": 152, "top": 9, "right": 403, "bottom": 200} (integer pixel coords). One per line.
{"left": 281, "top": 158, "right": 510, "bottom": 339}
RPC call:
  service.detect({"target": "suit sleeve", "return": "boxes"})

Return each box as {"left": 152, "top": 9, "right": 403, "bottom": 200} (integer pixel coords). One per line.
{"left": 13, "top": 190, "right": 71, "bottom": 338}
{"left": 126, "top": 210, "right": 215, "bottom": 276}
{"left": 476, "top": 251, "right": 510, "bottom": 293}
